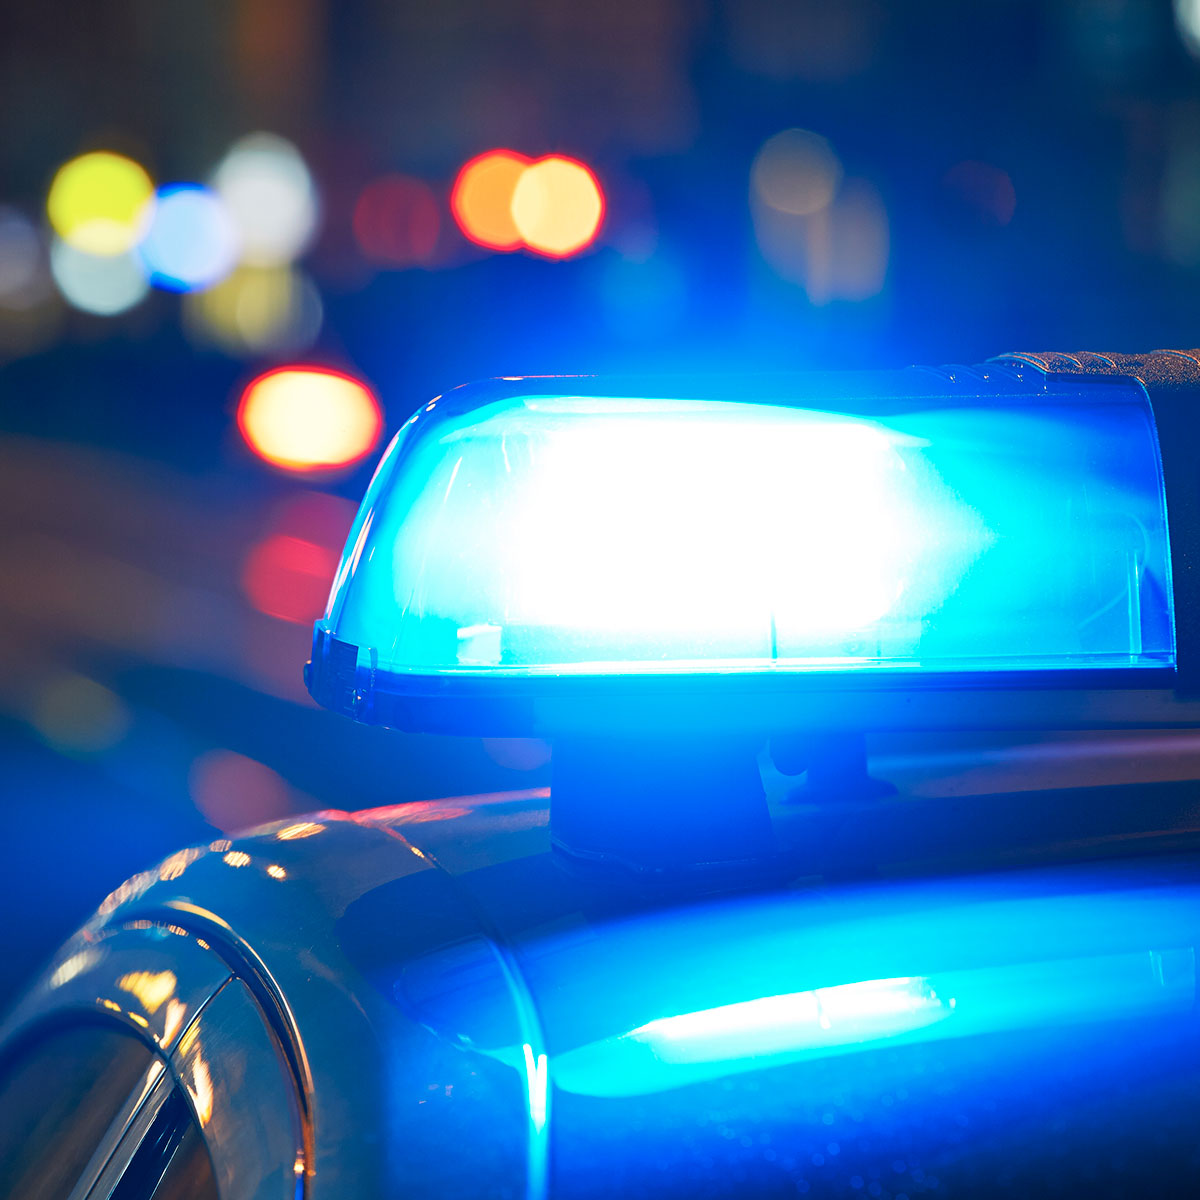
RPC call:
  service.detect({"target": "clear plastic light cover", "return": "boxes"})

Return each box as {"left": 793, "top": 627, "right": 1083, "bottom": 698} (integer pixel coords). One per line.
{"left": 314, "top": 374, "right": 1175, "bottom": 691}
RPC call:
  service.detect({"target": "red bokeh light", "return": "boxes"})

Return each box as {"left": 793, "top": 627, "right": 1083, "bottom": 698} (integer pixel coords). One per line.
{"left": 266, "top": 488, "right": 357, "bottom": 549}
{"left": 241, "top": 532, "right": 340, "bottom": 624}
{"left": 190, "top": 749, "right": 295, "bottom": 834}
{"left": 353, "top": 174, "right": 441, "bottom": 267}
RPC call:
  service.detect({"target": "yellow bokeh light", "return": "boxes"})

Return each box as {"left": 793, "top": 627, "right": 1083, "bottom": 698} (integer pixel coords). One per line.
{"left": 47, "top": 151, "right": 155, "bottom": 256}
{"left": 184, "top": 264, "right": 322, "bottom": 354}
{"left": 31, "top": 673, "right": 130, "bottom": 753}
{"left": 237, "top": 367, "right": 382, "bottom": 473}
{"left": 510, "top": 156, "right": 605, "bottom": 258}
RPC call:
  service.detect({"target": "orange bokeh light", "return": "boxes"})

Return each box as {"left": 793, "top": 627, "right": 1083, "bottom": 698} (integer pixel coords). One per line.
{"left": 237, "top": 366, "right": 382, "bottom": 474}
{"left": 510, "top": 155, "right": 605, "bottom": 258}
{"left": 450, "top": 149, "right": 530, "bottom": 250}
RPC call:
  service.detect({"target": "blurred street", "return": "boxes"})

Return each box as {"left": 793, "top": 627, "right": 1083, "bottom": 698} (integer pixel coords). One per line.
{"left": 8, "top": 0, "right": 1200, "bottom": 1003}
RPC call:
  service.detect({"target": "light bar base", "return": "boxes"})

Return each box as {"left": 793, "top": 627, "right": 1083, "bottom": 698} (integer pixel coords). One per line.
{"left": 550, "top": 735, "right": 774, "bottom": 875}
{"left": 771, "top": 731, "right": 897, "bottom": 802}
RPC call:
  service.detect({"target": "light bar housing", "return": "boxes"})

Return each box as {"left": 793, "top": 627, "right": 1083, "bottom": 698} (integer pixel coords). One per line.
{"left": 307, "top": 354, "right": 1200, "bottom": 736}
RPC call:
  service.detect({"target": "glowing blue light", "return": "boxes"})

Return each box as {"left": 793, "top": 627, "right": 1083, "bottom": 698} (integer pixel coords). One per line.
{"left": 138, "top": 184, "right": 238, "bottom": 293}
{"left": 521, "top": 1042, "right": 549, "bottom": 1134}
{"left": 316, "top": 378, "right": 1174, "bottom": 681}
{"left": 537, "top": 877, "right": 1199, "bottom": 1099}
{"left": 627, "top": 976, "right": 954, "bottom": 1066}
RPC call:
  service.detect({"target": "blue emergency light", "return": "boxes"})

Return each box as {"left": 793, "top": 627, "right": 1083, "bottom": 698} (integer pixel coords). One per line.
{"left": 307, "top": 353, "right": 1200, "bottom": 739}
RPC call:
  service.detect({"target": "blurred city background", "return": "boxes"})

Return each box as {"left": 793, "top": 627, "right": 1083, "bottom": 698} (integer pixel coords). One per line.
{"left": 6, "top": 0, "right": 1200, "bottom": 1003}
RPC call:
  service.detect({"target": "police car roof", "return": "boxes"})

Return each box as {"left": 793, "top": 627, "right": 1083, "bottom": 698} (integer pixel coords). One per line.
{"left": 14, "top": 753, "right": 1200, "bottom": 1197}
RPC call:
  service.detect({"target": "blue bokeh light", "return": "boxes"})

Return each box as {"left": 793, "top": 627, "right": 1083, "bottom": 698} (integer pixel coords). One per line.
{"left": 138, "top": 183, "right": 238, "bottom": 293}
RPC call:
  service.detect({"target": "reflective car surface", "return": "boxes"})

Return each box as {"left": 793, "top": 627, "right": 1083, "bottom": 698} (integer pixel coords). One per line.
{"left": 7, "top": 737, "right": 1200, "bottom": 1198}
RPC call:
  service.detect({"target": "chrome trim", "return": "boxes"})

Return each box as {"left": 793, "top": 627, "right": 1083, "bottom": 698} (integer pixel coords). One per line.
{"left": 66, "top": 1058, "right": 169, "bottom": 1200}
{"left": 171, "top": 977, "right": 303, "bottom": 1200}
{"left": 149, "top": 898, "right": 316, "bottom": 1181}
{"left": 1, "top": 920, "right": 232, "bottom": 1055}
{"left": 0, "top": 917, "right": 305, "bottom": 1200}
{"left": 77, "top": 1065, "right": 175, "bottom": 1200}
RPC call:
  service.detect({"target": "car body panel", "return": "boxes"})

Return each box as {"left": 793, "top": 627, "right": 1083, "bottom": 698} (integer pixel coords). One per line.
{"left": 8, "top": 778, "right": 1200, "bottom": 1197}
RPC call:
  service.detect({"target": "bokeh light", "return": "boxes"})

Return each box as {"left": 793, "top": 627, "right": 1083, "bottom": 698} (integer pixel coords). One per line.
{"left": 0, "top": 208, "right": 57, "bottom": 355}
{"left": 50, "top": 238, "right": 149, "bottom": 315}
{"left": 510, "top": 156, "right": 605, "bottom": 258}
{"left": 212, "top": 132, "right": 319, "bottom": 266}
{"left": 1176, "top": 0, "right": 1200, "bottom": 59}
{"left": 31, "top": 674, "right": 131, "bottom": 755}
{"left": 138, "top": 184, "right": 239, "bottom": 292}
{"left": 353, "top": 174, "right": 440, "bottom": 266}
{"left": 234, "top": 492, "right": 355, "bottom": 701}
{"left": 263, "top": 488, "right": 356, "bottom": 552}
{"left": 184, "top": 264, "right": 322, "bottom": 354}
{"left": 753, "top": 176, "right": 888, "bottom": 304}
{"left": 825, "top": 178, "right": 889, "bottom": 301}
{"left": 451, "top": 149, "right": 530, "bottom": 250}
{"left": 751, "top": 129, "right": 842, "bottom": 217}
{"left": 241, "top": 533, "right": 340, "bottom": 624}
{"left": 0, "top": 208, "right": 45, "bottom": 306}
{"left": 237, "top": 366, "right": 383, "bottom": 473}
{"left": 189, "top": 749, "right": 294, "bottom": 834}
{"left": 46, "top": 151, "right": 155, "bottom": 256}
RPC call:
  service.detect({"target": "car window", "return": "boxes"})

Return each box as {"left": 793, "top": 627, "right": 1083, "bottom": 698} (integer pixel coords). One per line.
{"left": 110, "top": 1086, "right": 217, "bottom": 1200}
{"left": 0, "top": 1022, "right": 216, "bottom": 1200}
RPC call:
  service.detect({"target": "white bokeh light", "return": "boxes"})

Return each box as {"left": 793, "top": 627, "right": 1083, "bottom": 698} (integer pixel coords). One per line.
{"left": 1176, "top": 0, "right": 1200, "bottom": 58}
{"left": 50, "top": 237, "right": 149, "bottom": 315}
{"left": 212, "top": 133, "right": 319, "bottom": 266}
{"left": 0, "top": 207, "right": 48, "bottom": 307}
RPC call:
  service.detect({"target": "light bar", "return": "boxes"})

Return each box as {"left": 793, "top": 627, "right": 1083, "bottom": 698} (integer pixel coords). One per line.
{"left": 308, "top": 366, "right": 1179, "bottom": 734}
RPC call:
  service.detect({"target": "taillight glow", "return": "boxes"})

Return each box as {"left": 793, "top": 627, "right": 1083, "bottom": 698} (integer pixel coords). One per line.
{"left": 237, "top": 366, "right": 382, "bottom": 473}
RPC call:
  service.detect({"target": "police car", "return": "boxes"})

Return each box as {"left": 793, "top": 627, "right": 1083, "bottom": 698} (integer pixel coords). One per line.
{"left": 5, "top": 350, "right": 1200, "bottom": 1198}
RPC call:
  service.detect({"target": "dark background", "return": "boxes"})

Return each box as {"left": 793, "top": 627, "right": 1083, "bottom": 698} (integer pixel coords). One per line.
{"left": 3, "top": 0, "right": 1200, "bottom": 1005}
